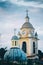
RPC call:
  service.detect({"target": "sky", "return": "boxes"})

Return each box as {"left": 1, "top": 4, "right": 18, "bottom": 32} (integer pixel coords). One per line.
{"left": 0, "top": 0, "right": 43, "bottom": 51}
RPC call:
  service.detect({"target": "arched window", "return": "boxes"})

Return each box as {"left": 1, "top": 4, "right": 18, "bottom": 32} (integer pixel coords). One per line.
{"left": 12, "top": 41, "right": 14, "bottom": 46}
{"left": 22, "top": 42, "right": 27, "bottom": 53}
{"left": 15, "top": 41, "right": 16, "bottom": 46}
{"left": 33, "top": 42, "right": 35, "bottom": 53}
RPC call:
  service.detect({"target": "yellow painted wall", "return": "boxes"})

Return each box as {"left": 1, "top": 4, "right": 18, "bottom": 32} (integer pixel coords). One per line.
{"left": 19, "top": 37, "right": 32, "bottom": 56}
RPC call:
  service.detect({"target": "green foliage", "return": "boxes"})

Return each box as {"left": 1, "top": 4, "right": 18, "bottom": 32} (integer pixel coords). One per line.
{"left": 38, "top": 50, "right": 43, "bottom": 59}
{"left": 0, "top": 47, "right": 7, "bottom": 59}
{"left": 27, "top": 59, "right": 33, "bottom": 65}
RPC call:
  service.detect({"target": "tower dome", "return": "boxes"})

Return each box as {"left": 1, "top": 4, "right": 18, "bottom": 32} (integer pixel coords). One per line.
{"left": 21, "top": 10, "right": 34, "bottom": 30}
{"left": 21, "top": 22, "right": 34, "bottom": 29}
{"left": 11, "top": 35, "right": 19, "bottom": 40}
{"left": 4, "top": 47, "right": 27, "bottom": 63}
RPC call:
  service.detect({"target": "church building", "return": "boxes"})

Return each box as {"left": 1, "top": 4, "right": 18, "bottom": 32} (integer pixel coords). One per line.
{"left": 11, "top": 10, "right": 39, "bottom": 59}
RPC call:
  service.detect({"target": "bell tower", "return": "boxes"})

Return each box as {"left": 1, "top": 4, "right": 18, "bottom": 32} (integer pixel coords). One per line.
{"left": 19, "top": 10, "right": 39, "bottom": 59}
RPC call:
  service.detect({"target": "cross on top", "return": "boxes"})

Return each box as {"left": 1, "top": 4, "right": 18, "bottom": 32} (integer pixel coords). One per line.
{"left": 26, "top": 10, "right": 28, "bottom": 16}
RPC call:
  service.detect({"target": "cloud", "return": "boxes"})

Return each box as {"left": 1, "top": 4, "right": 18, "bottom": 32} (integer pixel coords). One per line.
{"left": 0, "top": 0, "right": 43, "bottom": 14}
{"left": 0, "top": 0, "right": 19, "bottom": 13}
{"left": 0, "top": 1, "right": 11, "bottom": 8}
{"left": 0, "top": 0, "right": 43, "bottom": 9}
{"left": 9, "top": 0, "right": 43, "bottom": 8}
{"left": 0, "top": 33, "right": 12, "bottom": 48}
{"left": 0, "top": 0, "right": 43, "bottom": 11}
{"left": 24, "top": 0, "right": 43, "bottom": 3}
{"left": 0, "top": 0, "right": 43, "bottom": 51}
{"left": 15, "top": 1, "right": 43, "bottom": 8}
{"left": 38, "top": 40, "right": 43, "bottom": 51}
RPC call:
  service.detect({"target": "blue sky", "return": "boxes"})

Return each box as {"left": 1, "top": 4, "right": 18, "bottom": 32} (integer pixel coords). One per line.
{"left": 0, "top": 0, "right": 43, "bottom": 51}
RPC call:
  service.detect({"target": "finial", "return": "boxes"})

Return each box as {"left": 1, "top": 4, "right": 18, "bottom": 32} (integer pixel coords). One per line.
{"left": 25, "top": 10, "right": 29, "bottom": 22}
{"left": 26, "top": 10, "right": 28, "bottom": 17}
{"left": 14, "top": 28, "right": 16, "bottom": 35}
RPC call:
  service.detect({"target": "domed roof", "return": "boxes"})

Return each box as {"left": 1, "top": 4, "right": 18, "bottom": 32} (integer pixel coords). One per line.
{"left": 4, "top": 47, "right": 27, "bottom": 62}
{"left": 21, "top": 22, "right": 34, "bottom": 29}
{"left": 11, "top": 36, "right": 19, "bottom": 40}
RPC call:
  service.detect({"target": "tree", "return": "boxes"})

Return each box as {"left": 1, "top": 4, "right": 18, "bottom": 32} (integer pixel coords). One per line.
{"left": 0, "top": 47, "right": 7, "bottom": 59}
{"left": 38, "top": 50, "right": 43, "bottom": 60}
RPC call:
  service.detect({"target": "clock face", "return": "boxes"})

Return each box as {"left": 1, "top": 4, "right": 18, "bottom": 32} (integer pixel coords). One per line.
{"left": 22, "top": 30, "right": 26, "bottom": 35}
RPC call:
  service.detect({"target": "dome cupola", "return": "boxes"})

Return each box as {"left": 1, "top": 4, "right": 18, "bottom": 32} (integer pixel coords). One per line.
{"left": 11, "top": 35, "right": 19, "bottom": 40}
{"left": 11, "top": 29, "right": 19, "bottom": 48}
{"left": 4, "top": 47, "right": 27, "bottom": 64}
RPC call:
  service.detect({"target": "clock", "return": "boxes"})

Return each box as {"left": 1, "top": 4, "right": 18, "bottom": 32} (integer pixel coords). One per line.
{"left": 22, "top": 30, "right": 26, "bottom": 35}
